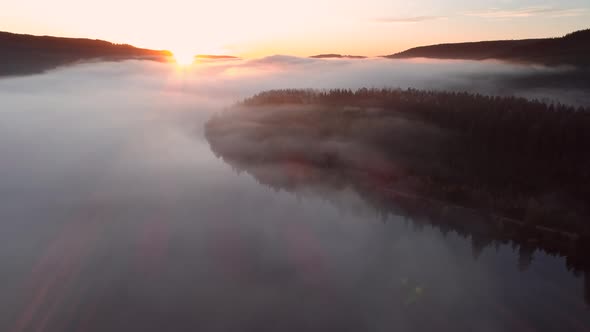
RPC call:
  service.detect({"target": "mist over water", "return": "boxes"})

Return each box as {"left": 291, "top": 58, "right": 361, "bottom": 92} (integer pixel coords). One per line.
{"left": 0, "top": 59, "right": 589, "bottom": 331}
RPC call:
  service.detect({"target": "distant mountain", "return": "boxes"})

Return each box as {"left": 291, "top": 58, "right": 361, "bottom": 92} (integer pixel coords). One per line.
{"left": 310, "top": 54, "right": 367, "bottom": 59}
{"left": 0, "top": 31, "right": 172, "bottom": 76}
{"left": 195, "top": 55, "right": 240, "bottom": 60}
{"left": 386, "top": 29, "right": 590, "bottom": 66}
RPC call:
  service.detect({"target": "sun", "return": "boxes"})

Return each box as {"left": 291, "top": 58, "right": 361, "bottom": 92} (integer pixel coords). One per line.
{"left": 173, "top": 50, "right": 196, "bottom": 66}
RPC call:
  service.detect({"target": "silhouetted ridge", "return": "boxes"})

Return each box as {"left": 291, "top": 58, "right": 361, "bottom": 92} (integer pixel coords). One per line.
{"left": 0, "top": 31, "right": 172, "bottom": 76}
{"left": 310, "top": 54, "right": 367, "bottom": 59}
{"left": 387, "top": 29, "right": 590, "bottom": 66}
{"left": 195, "top": 55, "right": 239, "bottom": 60}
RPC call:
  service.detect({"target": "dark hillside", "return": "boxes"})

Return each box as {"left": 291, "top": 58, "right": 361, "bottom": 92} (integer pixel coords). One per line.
{"left": 0, "top": 31, "right": 172, "bottom": 76}
{"left": 387, "top": 29, "right": 590, "bottom": 66}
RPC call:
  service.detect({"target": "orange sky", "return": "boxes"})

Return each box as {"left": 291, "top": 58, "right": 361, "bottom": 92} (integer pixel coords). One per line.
{"left": 1, "top": 0, "right": 589, "bottom": 57}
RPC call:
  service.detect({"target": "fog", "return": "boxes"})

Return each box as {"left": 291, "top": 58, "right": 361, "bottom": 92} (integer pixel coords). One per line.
{"left": 0, "top": 59, "right": 588, "bottom": 331}
{"left": 5, "top": 56, "right": 584, "bottom": 104}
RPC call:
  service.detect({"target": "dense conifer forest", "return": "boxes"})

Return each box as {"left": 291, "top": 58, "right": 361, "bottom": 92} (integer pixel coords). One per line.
{"left": 206, "top": 89, "right": 590, "bottom": 304}
{"left": 208, "top": 88, "right": 590, "bottom": 233}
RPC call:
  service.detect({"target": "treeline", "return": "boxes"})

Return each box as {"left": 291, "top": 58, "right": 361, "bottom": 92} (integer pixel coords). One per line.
{"left": 243, "top": 88, "right": 590, "bottom": 163}
{"left": 0, "top": 31, "right": 172, "bottom": 76}
{"left": 242, "top": 89, "right": 590, "bottom": 172}
{"left": 208, "top": 87, "right": 590, "bottom": 307}
{"left": 386, "top": 28, "right": 590, "bottom": 66}
{"left": 212, "top": 88, "right": 590, "bottom": 233}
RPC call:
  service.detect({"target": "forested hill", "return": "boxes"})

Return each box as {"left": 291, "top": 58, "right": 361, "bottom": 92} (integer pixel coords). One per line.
{"left": 209, "top": 88, "right": 590, "bottom": 235}
{"left": 310, "top": 54, "right": 367, "bottom": 59}
{"left": 0, "top": 31, "right": 172, "bottom": 76}
{"left": 206, "top": 89, "right": 590, "bottom": 281}
{"left": 386, "top": 29, "right": 590, "bottom": 67}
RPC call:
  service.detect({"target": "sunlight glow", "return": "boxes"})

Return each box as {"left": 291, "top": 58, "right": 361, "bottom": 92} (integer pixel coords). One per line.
{"left": 173, "top": 50, "right": 196, "bottom": 66}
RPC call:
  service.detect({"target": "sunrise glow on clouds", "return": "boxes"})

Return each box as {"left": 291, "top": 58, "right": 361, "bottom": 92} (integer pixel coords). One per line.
{"left": 1, "top": 0, "right": 589, "bottom": 57}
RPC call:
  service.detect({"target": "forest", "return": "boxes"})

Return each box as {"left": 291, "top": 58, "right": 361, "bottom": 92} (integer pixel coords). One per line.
{"left": 0, "top": 31, "right": 172, "bottom": 76}
{"left": 206, "top": 88, "right": 590, "bottom": 306}
{"left": 208, "top": 88, "right": 590, "bottom": 235}
{"left": 387, "top": 28, "right": 590, "bottom": 67}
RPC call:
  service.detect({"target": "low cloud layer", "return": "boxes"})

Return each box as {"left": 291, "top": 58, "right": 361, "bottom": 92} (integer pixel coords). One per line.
{"left": 372, "top": 16, "right": 447, "bottom": 23}
{"left": 464, "top": 6, "right": 588, "bottom": 19}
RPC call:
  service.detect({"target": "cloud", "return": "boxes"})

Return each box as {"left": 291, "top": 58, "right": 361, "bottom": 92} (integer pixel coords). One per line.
{"left": 372, "top": 16, "right": 446, "bottom": 23}
{"left": 464, "top": 6, "right": 588, "bottom": 19}
{"left": 247, "top": 55, "right": 319, "bottom": 66}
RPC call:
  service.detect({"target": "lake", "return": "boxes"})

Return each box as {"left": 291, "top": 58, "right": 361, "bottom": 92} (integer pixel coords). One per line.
{"left": 0, "top": 58, "right": 588, "bottom": 331}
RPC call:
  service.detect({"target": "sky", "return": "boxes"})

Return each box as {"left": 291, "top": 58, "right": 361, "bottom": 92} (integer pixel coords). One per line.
{"left": 1, "top": 0, "right": 589, "bottom": 57}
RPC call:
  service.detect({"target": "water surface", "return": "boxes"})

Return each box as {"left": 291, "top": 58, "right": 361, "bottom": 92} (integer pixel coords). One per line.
{"left": 0, "top": 59, "right": 588, "bottom": 332}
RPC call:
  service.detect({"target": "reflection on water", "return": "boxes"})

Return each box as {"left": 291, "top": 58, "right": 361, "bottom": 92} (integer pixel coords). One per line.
{"left": 0, "top": 60, "right": 589, "bottom": 332}
{"left": 208, "top": 133, "right": 590, "bottom": 301}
